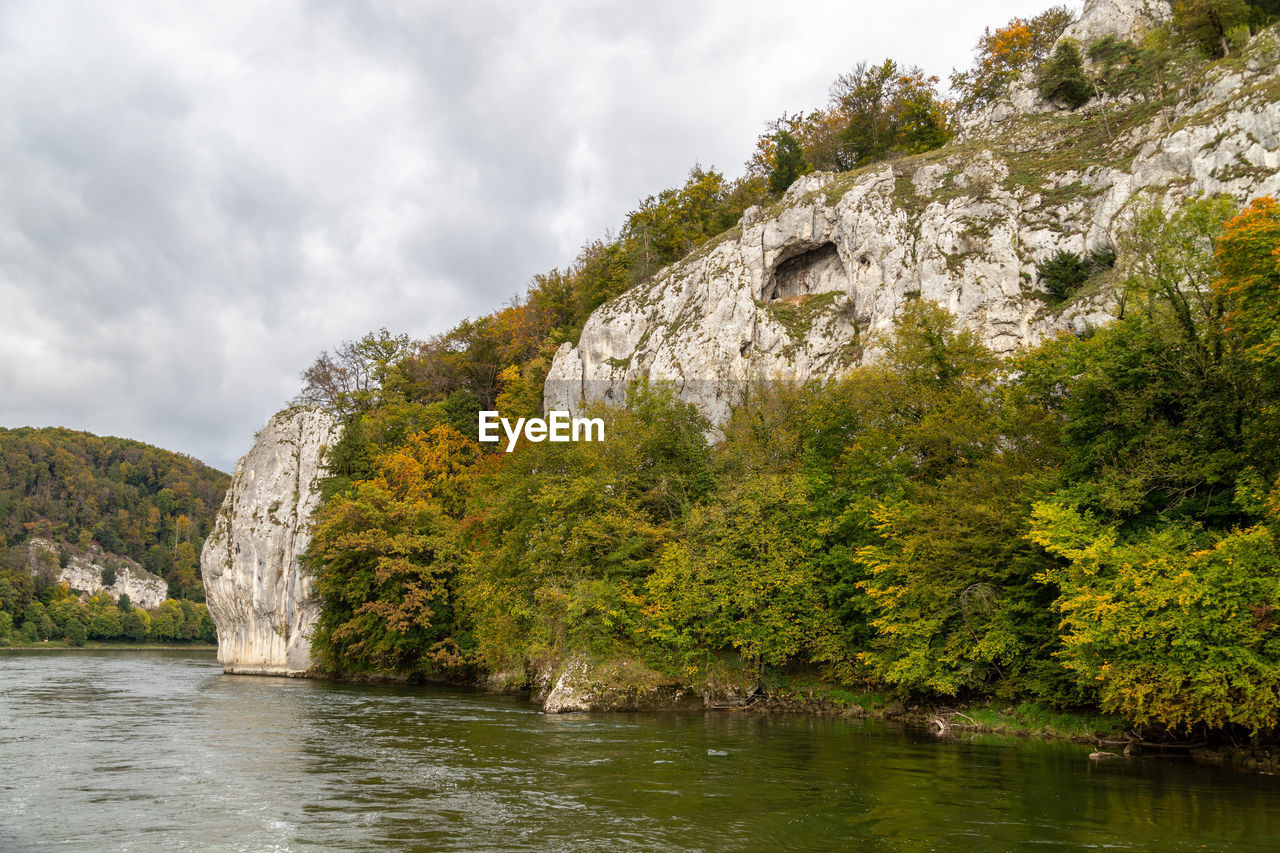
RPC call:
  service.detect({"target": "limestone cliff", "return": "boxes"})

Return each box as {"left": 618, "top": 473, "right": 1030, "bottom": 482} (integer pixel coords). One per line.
{"left": 1060, "top": 0, "right": 1171, "bottom": 46}
{"left": 28, "top": 538, "right": 168, "bottom": 610}
{"left": 201, "top": 407, "right": 339, "bottom": 676}
{"left": 545, "top": 8, "right": 1280, "bottom": 425}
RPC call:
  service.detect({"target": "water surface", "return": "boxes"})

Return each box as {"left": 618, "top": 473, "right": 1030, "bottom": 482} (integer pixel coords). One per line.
{"left": 1, "top": 649, "right": 1277, "bottom": 851}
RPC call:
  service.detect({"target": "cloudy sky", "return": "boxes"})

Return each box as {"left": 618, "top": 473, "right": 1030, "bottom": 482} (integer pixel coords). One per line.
{"left": 0, "top": 0, "right": 1058, "bottom": 472}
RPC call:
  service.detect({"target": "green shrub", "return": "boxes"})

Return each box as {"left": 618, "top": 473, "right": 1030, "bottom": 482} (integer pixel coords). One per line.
{"left": 1174, "top": 0, "right": 1250, "bottom": 57}
{"left": 1036, "top": 247, "right": 1115, "bottom": 300}
{"left": 64, "top": 618, "right": 87, "bottom": 647}
{"left": 1036, "top": 41, "right": 1092, "bottom": 108}
{"left": 1087, "top": 35, "right": 1152, "bottom": 95}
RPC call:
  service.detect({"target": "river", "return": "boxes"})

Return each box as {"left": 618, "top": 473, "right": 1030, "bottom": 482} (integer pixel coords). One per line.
{"left": 1, "top": 649, "right": 1277, "bottom": 851}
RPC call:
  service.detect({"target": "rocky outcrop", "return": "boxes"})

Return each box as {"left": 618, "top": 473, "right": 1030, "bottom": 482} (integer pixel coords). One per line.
{"left": 1061, "top": 0, "right": 1172, "bottom": 46}
{"left": 201, "top": 406, "right": 340, "bottom": 676}
{"left": 533, "top": 657, "right": 705, "bottom": 713}
{"left": 960, "top": 0, "right": 1175, "bottom": 133}
{"left": 545, "top": 20, "right": 1280, "bottom": 425}
{"left": 28, "top": 538, "right": 168, "bottom": 610}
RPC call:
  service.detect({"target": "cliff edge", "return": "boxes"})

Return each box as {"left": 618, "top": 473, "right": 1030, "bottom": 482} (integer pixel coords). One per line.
{"left": 545, "top": 6, "right": 1280, "bottom": 425}
{"left": 201, "top": 406, "right": 340, "bottom": 676}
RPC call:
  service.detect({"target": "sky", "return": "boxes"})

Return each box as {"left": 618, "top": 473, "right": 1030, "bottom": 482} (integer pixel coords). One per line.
{"left": 0, "top": 0, "right": 1062, "bottom": 472}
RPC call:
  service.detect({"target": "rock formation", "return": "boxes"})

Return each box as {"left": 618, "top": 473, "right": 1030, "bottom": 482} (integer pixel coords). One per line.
{"left": 1060, "top": 0, "right": 1172, "bottom": 47}
{"left": 533, "top": 656, "right": 706, "bottom": 713}
{"left": 201, "top": 406, "right": 340, "bottom": 676}
{"left": 27, "top": 538, "right": 168, "bottom": 610}
{"left": 545, "top": 6, "right": 1280, "bottom": 426}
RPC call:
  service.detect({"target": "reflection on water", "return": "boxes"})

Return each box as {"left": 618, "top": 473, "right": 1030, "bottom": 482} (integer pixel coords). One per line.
{"left": 1, "top": 649, "right": 1278, "bottom": 851}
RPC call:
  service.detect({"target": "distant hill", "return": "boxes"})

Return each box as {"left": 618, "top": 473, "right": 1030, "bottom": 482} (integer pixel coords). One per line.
{"left": 0, "top": 426, "right": 230, "bottom": 600}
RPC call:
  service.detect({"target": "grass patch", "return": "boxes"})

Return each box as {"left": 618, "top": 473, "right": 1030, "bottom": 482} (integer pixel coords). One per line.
{"left": 758, "top": 291, "right": 842, "bottom": 343}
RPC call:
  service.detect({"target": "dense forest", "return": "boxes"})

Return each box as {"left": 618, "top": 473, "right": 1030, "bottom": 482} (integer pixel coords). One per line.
{"left": 0, "top": 427, "right": 228, "bottom": 646}
{"left": 289, "top": 2, "right": 1280, "bottom": 739}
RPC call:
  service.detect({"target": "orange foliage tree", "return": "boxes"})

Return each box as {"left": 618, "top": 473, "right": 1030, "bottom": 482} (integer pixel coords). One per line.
{"left": 307, "top": 424, "right": 482, "bottom": 675}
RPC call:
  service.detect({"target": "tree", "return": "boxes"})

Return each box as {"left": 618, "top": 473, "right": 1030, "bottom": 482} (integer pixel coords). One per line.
{"left": 1036, "top": 41, "right": 1092, "bottom": 109}
{"left": 829, "top": 61, "right": 952, "bottom": 168}
{"left": 296, "top": 328, "right": 417, "bottom": 417}
{"left": 22, "top": 603, "right": 51, "bottom": 640}
{"left": 48, "top": 598, "right": 85, "bottom": 638}
{"left": 852, "top": 302, "right": 1065, "bottom": 698}
{"left": 1174, "top": 0, "right": 1251, "bottom": 57}
{"left": 150, "top": 600, "right": 186, "bottom": 642}
{"left": 64, "top": 617, "right": 87, "bottom": 647}
{"left": 461, "top": 386, "right": 710, "bottom": 670}
{"left": 833, "top": 60, "right": 900, "bottom": 166}
{"left": 951, "top": 6, "right": 1076, "bottom": 111}
{"left": 307, "top": 424, "right": 479, "bottom": 675}
{"left": 89, "top": 607, "right": 122, "bottom": 641}
{"left": 768, "top": 130, "right": 807, "bottom": 196}
{"left": 1213, "top": 195, "right": 1280, "bottom": 493}
{"left": 121, "top": 608, "right": 149, "bottom": 642}
{"left": 1036, "top": 248, "right": 1115, "bottom": 300}
{"left": 1021, "top": 197, "right": 1251, "bottom": 529}
{"left": 1030, "top": 501, "right": 1280, "bottom": 731}
{"left": 168, "top": 541, "right": 201, "bottom": 601}
{"left": 1214, "top": 196, "right": 1280, "bottom": 372}
{"left": 646, "top": 474, "right": 841, "bottom": 676}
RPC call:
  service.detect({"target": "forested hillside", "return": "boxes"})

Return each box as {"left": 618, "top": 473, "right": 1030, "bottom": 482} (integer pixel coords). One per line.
{"left": 0, "top": 427, "right": 229, "bottom": 600}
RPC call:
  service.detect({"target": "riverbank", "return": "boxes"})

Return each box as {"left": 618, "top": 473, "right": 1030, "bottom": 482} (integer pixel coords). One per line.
{"left": 320, "top": 656, "right": 1130, "bottom": 745}
{"left": 0, "top": 639, "right": 216, "bottom": 651}
{"left": 743, "top": 679, "right": 1128, "bottom": 743}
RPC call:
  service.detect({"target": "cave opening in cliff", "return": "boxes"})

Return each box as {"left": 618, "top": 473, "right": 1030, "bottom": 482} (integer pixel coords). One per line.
{"left": 763, "top": 242, "right": 847, "bottom": 301}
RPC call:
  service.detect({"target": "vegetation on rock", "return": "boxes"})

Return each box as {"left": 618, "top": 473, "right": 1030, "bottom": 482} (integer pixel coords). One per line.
{"left": 291, "top": 4, "right": 1280, "bottom": 744}
{"left": 299, "top": 191, "right": 1280, "bottom": 740}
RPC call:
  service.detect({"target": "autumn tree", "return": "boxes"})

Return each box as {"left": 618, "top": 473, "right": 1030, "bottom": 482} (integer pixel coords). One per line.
{"left": 296, "top": 328, "right": 417, "bottom": 417}
{"left": 647, "top": 474, "right": 840, "bottom": 677}
{"left": 1030, "top": 502, "right": 1280, "bottom": 731}
{"left": 1021, "top": 196, "right": 1256, "bottom": 530}
{"left": 460, "top": 385, "right": 712, "bottom": 670}
{"left": 307, "top": 424, "right": 480, "bottom": 676}
{"left": 951, "top": 6, "right": 1075, "bottom": 112}
{"left": 851, "top": 301, "right": 1066, "bottom": 698}
{"left": 825, "top": 61, "right": 952, "bottom": 168}
{"left": 1213, "top": 196, "right": 1280, "bottom": 490}
{"left": 1214, "top": 196, "right": 1280, "bottom": 373}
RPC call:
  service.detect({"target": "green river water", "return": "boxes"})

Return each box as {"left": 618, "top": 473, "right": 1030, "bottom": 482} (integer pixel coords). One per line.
{"left": 1, "top": 649, "right": 1277, "bottom": 851}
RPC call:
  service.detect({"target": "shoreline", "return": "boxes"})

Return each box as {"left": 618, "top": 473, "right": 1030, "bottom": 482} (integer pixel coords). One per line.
{"left": 320, "top": 665, "right": 1280, "bottom": 774}
{"left": 18, "top": 644, "right": 1270, "bottom": 774}
{"left": 0, "top": 640, "right": 217, "bottom": 652}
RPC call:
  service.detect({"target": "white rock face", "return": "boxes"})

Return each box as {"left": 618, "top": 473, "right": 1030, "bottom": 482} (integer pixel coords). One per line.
{"left": 546, "top": 29, "right": 1280, "bottom": 423}
{"left": 1061, "top": 0, "right": 1172, "bottom": 47}
{"left": 28, "top": 538, "right": 168, "bottom": 610}
{"left": 201, "top": 407, "right": 340, "bottom": 676}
